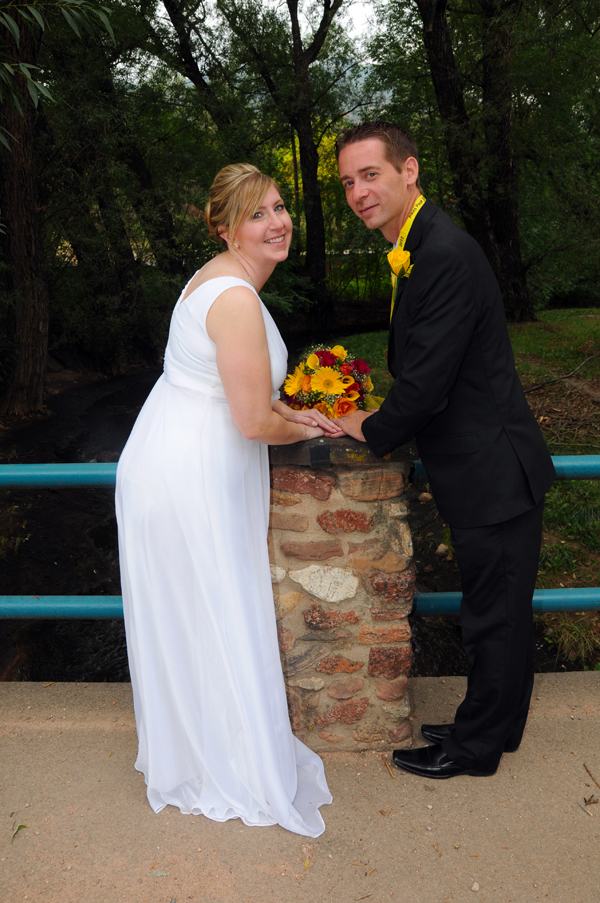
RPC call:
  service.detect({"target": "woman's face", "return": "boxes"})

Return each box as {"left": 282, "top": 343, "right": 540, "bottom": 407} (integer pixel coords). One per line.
{"left": 230, "top": 185, "right": 293, "bottom": 265}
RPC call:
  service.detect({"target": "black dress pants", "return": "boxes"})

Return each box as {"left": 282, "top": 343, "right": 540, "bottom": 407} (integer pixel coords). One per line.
{"left": 441, "top": 499, "right": 544, "bottom": 771}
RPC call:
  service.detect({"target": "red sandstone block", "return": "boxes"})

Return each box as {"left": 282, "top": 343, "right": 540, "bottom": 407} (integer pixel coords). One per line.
{"left": 370, "top": 608, "right": 409, "bottom": 621}
{"left": 280, "top": 540, "right": 343, "bottom": 560}
{"left": 317, "top": 509, "right": 374, "bottom": 535}
{"left": 277, "top": 626, "right": 296, "bottom": 654}
{"left": 314, "top": 696, "right": 370, "bottom": 726}
{"left": 270, "top": 512, "right": 309, "bottom": 532}
{"left": 303, "top": 603, "right": 360, "bottom": 630}
{"left": 368, "top": 645, "right": 412, "bottom": 679}
{"left": 318, "top": 730, "right": 343, "bottom": 743}
{"left": 388, "top": 721, "right": 413, "bottom": 745}
{"left": 316, "top": 655, "right": 364, "bottom": 674}
{"left": 327, "top": 677, "right": 365, "bottom": 699}
{"left": 271, "top": 466, "right": 335, "bottom": 500}
{"left": 286, "top": 689, "right": 302, "bottom": 731}
{"left": 368, "top": 566, "right": 416, "bottom": 604}
{"left": 375, "top": 676, "right": 408, "bottom": 701}
{"left": 358, "top": 624, "right": 411, "bottom": 644}
{"left": 337, "top": 466, "right": 405, "bottom": 501}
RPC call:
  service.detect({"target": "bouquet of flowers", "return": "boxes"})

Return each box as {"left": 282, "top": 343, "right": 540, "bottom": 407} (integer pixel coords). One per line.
{"left": 282, "top": 344, "right": 383, "bottom": 419}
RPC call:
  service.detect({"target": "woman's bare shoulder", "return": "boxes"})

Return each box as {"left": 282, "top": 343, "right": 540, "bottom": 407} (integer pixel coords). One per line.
{"left": 181, "top": 255, "right": 250, "bottom": 303}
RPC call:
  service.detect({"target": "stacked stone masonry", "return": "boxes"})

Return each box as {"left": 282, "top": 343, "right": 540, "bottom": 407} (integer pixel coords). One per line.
{"left": 268, "top": 450, "right": 415, "bottom": 753}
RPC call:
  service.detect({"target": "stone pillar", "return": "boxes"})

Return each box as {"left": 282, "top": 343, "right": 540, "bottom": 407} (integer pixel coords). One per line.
{"left": 268, "top": 437, "right": 416, "bottom": 753}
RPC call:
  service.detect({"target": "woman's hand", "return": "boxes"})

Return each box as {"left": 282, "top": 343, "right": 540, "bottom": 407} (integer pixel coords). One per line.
{"left": 272, "top": 400, "right": 345, "bottom": 437}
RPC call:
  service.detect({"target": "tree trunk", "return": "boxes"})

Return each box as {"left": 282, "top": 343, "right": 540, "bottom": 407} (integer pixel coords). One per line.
{"left": 415, "top": 0, "right": 534, "bottom": 321}
{"left": 286, "top": 0, "right": 332, "bottom": 326}
{"left": 0, "top": 24, "right": 49, "bottom": 415}
{"left": 481, "top": 0, "right": 532, "bottom": 320}
{"left": 291, "top": 127, "right": 301, "bottom": 251}
{"left": 291, "top": 103, "right": 332, "bottom": 324}
{"left": 121, "top": 142, "right": 185, "bottom": 278}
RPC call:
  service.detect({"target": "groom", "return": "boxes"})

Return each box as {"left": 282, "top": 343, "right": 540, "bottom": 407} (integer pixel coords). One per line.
{"left": 336, "top": 121, "right": 555, "bottom": 778}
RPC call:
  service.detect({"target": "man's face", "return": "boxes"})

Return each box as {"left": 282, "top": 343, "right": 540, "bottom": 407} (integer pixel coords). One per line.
{"left": 338, "top": 137, "right": 414, "bottom": 243}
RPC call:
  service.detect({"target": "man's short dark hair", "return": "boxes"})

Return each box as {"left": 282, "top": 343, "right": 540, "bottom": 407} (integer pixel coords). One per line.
{"left": 335, "top": 121, "right": 421, "bottom": 189}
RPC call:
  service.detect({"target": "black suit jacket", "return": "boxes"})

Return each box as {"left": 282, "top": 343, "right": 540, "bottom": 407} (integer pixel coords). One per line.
{"left": 362, "top": 200, "right": 556, "bottom": 528}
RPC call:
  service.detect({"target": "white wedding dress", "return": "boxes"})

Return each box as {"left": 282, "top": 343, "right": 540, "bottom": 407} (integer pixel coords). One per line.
{"left": 116, "top": 276, "right": 331, "bottom": 836}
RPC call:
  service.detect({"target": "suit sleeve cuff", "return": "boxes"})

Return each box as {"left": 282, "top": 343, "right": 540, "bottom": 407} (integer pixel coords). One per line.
{"left": 362, "top": 413, "right": 394, "bottom": 457}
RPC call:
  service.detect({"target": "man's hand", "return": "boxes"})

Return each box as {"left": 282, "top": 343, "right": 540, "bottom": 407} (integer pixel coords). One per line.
{"left": 337, "top": 410, "right": 374, "bottom": 442}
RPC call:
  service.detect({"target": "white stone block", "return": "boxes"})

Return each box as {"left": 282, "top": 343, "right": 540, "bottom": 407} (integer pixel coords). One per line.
{"left": 270, "top": 566, "right": 286, "bottom": 583}
{"left": 290, "top": 677, "right": 325, "bottom": 691}
{"left": 289, "top": 565, "right": 359, "bottom": 603}
{"left": 389, "top": 502, "right": 409, "bottom": 519}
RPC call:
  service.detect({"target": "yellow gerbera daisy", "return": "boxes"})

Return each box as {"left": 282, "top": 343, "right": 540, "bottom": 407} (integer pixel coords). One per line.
{"left": 283, "top": 366, "right": 305, "bottom": 396}
{"left": 311, "top": 367, "right": 346, "bottom": 396}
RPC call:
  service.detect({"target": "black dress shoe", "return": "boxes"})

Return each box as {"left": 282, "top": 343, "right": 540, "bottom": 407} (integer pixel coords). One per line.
{"left": 421, "top": 723, "right": 520, "bottom": 753}
{"left": 392, "top": 743, "right": 497, "bottom": 779}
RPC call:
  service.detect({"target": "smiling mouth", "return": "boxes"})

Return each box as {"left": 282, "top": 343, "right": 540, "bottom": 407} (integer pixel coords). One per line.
{"left": 358, "top": 204, "right": 377, "bottom": 217}
{"left": 266, "top": 235, "right": 286, "bottom": 244}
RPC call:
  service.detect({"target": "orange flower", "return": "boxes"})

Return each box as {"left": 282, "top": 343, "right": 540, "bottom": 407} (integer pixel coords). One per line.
{"left": 345, "top": 390, "right": 360, "bottom": 401}
{"left": 301, "top": 374, "right": 312, "bottom": 393}
{"left": 314, "top": 401, "right": 334, "bottom": 418}
{"left": 332, "top": 397, "right": 358, "bottom": 418}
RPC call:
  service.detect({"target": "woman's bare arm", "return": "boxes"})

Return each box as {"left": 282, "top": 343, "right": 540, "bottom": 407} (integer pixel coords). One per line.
{"left": 207, "top": 287, "right": 325, "bottom": 444}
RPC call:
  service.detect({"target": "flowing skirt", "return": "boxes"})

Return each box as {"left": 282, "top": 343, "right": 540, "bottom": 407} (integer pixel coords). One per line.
{"left": 116, "top": 375, "right": 331, "bottom": 836}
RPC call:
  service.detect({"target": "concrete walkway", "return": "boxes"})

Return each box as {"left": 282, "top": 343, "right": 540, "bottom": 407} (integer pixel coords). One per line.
{"left": 1, "top": 673, "right": 599, "bottom": 903}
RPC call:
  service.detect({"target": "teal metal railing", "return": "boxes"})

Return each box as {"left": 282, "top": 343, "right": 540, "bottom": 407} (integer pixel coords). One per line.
{"left": 1, "top": 456, "right": 599, "bottom": 618}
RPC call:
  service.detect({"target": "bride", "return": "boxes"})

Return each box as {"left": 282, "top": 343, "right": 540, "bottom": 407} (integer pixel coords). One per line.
{"left": 115, "top": 163, "right": 341, "bottom": 836}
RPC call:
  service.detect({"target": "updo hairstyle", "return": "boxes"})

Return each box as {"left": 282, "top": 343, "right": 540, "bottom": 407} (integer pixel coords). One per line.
{"left": 205, "top": 163, "right": 278, "bottom": 249}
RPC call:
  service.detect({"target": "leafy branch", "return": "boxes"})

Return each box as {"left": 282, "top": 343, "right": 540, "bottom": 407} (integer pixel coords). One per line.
{"left": 0, "top": 0, "right": 114, "bottom": 129}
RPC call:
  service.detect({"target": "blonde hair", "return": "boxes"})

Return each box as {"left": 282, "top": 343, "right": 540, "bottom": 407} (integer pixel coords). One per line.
{"left": 204, "top": 163, "right": 278, "bottom": 249}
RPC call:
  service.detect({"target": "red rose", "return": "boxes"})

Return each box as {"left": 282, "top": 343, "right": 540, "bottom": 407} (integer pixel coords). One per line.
{"left": 340, "top": 362, "right": 352, "bottom": 375}
{"left": 350, "top": 358, "right": 370, "bottom": 374}
{"left": 316, "top": 349, "right": 336, "bottom": 366}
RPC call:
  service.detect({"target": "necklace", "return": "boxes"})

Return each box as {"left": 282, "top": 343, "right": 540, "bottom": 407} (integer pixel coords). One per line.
{"left": 228, "top": 249, "right": 255, "bottom": 288}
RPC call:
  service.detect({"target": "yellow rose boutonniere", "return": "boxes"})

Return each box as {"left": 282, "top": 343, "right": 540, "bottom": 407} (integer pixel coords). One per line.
{"left": 387, "top": 247, "right": 412, "bottom": 278}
